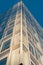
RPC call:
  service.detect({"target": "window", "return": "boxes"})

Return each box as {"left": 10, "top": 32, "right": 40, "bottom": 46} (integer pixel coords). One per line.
{"left": 0, "top": 57, "right": 7, "bottom": 65}
{"left": 29, "top": 44, "right": 34, "bottom": 55}
{"left": 9, "top": 21, "right": 14, "bottom": 26}
{"left": 31, "top": 62, "right": 34, "bottom": 65}
{"left": 35, "top": 50, "right": 38, "bottom": 59}
{"left": 35, "top": 49, "right": 41, "bottom": 63}
{"left": 31, "top": 58, "right": 38, "bottom": 65}
{"left": 2, "top": 39, "right": 11, "bottom": 51}
{"left": 6, "top": 29, "right": 13, "bottom": 35}
{"left": 22, "top": 30, "right": 26, "bottom": 36}
{"left": 22, "top": 21, "right": 25, "bottom": 26}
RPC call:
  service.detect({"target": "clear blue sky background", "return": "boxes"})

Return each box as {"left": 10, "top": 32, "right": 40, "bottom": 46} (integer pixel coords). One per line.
{"left": 0, "top": 0, "right": 43, "bottom": 27}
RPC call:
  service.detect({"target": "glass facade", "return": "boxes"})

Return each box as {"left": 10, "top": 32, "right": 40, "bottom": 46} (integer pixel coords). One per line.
{"left": 31, "top": 62, "right": 34, "bottom": 65}
{"left": 31, "top": 57, "right": 38, "bottom": 65}
{"left": 29, "top": 44, "right": 34, "bottom": 55}
{"left": 29, "top": 43, "right": 41, "bottom": 63}
{"left": 6, "top": 28, "right": 13, "bottom": 35}
{"left": 1, "top": 39, "right": 11, "bottom": 51}
{"left": 0, "top": 57, "right": 7, "bottom": 65}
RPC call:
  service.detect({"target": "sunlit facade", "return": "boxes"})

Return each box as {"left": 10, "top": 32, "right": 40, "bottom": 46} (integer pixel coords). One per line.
{"left": 0, "top": 1, "right": 43, "bottom": 65}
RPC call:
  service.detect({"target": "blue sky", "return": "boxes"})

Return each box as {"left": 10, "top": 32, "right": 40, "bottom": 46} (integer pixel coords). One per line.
{"left": 0, "top": 0, "right": 43, "bottom": 27}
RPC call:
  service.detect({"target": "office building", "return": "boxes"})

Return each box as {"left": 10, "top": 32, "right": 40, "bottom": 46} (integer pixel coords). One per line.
{"left": 0, "top": 1, "right": 43, "bottom": 65}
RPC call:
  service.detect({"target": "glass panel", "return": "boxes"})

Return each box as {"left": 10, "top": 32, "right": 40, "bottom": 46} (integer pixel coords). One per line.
{"left": 35, "top": 50, "right": 38, "bottom": 59}
{"left": 0, "top": 57, "right": 7, "bottom": 65}
{"left": 31, "top": 62, "right": 34, "bottom": 65}
{"left": 22, "top": 30, "right": 26, "bottom": 36}
{"left": 2, "top": 39, "right": 11, "bottom": 51}
{"left": 9, "top": 21, "right": 14, "bottom": 26}
{"left": 29, "top": 44, "right": 34, "bottom": 55}
{"left": 6, "top": 29, "right": 13, "bottom": 35}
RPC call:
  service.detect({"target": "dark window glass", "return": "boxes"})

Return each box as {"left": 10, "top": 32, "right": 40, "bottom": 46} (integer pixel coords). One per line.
{"left": 22, "top": 21, "right": 25, "bottom": 26}
{"left": 35, "top": 50, "right": 41, "bottom": 62}
{"left": 6, "top": 29, "right": 13, "bottom": 35}
{"left": 35, "top": 50, "right": 38, "bottom": 59}
{"left": 31, "top": 62, "right": 34, "bottom": 65}
{"left": 2, "top": 39, "right": 11, "bottom": 51}
{"left": 22, "top": 30, "right": 26, "bottom": 36}
{"left": 27, "top": 32, "right": 31, "bottom": 38}
{"left": 0, "top": 57, "right": 7, "bottom": 65}
{"left": 9, "top": 21, "right": 14, "bottom": 26}
{"left": 29, "top": 44, "right": 34, "bottom": 55}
